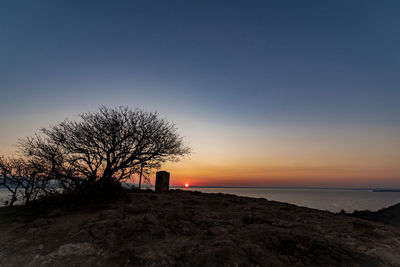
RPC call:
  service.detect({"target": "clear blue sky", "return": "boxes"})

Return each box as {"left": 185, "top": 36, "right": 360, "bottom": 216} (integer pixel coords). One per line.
{"left": 1, "top": 1, "right": 399, "bottom": 186}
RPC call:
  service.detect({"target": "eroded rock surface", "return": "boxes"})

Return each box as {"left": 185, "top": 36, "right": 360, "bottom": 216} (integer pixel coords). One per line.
{"left": 1, "top": 190, "right": 400, "bottom": 266}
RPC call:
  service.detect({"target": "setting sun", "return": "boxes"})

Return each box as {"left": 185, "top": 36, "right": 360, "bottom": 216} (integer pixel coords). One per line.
{"left": 184, "top": 183, "right": 190, "bottom": 188}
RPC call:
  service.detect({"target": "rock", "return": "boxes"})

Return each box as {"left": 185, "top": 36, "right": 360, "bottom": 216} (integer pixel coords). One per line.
{"left": 30, "top": 218, "right": 49, "bottom": 227}
{"left": 125, "top": 205, "right": 148, "bottom": 215}
{"left": 49, "top": 242, "right": 97, "bottom": 257}
{"left": 208, "top": 226, "right": 230, "bottom": 236}
{"left": 1, "top": 190, "right": 400, "bottom": 266}
{"left": 47, "top": 209, "right": 66, "bottom": 218}
{"left": 143, "top": 214, "right": 158, "bottom": 225}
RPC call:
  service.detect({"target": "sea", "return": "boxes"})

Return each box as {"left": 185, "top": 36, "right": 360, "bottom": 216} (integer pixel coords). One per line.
{"left": 1, "top": 187, "right": 400, "bottom": 213}
{"left": 179, "top": 187, "right": 400, "bottom": 213}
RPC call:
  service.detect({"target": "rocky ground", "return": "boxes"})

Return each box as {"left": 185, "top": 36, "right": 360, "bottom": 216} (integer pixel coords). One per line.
{"left": 352, "top": 203, "right": 400, "bottom": 229}
{"left": 1, "top": 190, "right": 400, "bottom": 266}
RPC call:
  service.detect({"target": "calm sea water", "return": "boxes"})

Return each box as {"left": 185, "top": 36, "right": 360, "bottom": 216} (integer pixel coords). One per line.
{"left": 180, "top": 187, "right": 400, "bottom": 213}
{"left": 2, "top": 187, "right": 400, "bottom": 213}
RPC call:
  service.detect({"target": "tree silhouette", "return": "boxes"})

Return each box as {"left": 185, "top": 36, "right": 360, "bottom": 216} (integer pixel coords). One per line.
{"left": 0, "top": 156, "right": 51, "bottom": 206}
{"left": 19, "top": 106, "right": 190, "bottom": 192}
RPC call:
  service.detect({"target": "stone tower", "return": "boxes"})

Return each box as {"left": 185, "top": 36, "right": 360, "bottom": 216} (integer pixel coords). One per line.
{"left": 155, "top": 171, "right": 170, "bottom": 192}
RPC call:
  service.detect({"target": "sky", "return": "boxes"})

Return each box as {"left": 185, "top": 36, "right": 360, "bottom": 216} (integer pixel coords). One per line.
{"left": 0, "top": 0, "right": 399, "bottom": 187}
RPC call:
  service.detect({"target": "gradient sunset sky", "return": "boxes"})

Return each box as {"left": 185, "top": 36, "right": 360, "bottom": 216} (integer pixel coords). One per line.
{"left": 1, "top": 1, "right": 399, "bottom": 187}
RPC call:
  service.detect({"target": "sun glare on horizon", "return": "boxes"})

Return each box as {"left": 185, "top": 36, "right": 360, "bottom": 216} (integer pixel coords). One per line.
{"left": 184, "top": 183, "right": 190, "bottom": 188}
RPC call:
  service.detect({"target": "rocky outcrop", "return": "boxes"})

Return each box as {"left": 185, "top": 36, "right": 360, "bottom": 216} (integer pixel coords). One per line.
{"left": 1, "top": 190, "right": 400, "bottom": 266}
{"left": 352, "top": 203, "right": 400, "bottom": 229}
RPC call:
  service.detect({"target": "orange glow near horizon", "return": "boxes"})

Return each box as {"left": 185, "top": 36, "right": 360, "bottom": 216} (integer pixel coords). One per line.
{"left": 160, "top": 156, "right": 400, "bottom": 188}
{"left": 184, "top": 183, "right": 190, "bottom": 188}
{"left": 156, "top": 122, "right": 400, "bottom": 187}
{"left": 2, "top": 117, "right": 400, "bottom": 188}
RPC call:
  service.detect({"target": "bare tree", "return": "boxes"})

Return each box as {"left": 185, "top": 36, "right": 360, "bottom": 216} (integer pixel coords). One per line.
{"left": 0, "top": 156, "right": 21, "bottom": 206}
{"left": 19, "top": 106, "right": 190, "bottom": 191}
{"left": 0, "top": 156, "right": 50, "bottom": 206}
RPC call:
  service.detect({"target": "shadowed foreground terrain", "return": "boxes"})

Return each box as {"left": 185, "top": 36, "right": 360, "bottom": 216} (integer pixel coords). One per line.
{"left": 352, "top": 203, "right": 400, "bottom": 229}
{"left": 1, "top": 190, "right": 400, "bottom": 266}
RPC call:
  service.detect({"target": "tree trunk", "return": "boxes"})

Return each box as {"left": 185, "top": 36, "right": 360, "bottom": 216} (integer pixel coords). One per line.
{"left": 139, "top": 163, "right": 143, "bottom": 190}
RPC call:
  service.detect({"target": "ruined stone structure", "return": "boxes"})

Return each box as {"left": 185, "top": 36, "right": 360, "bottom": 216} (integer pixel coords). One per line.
{"left": 155, "top": 171, "right": 170, "bottom": 192}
